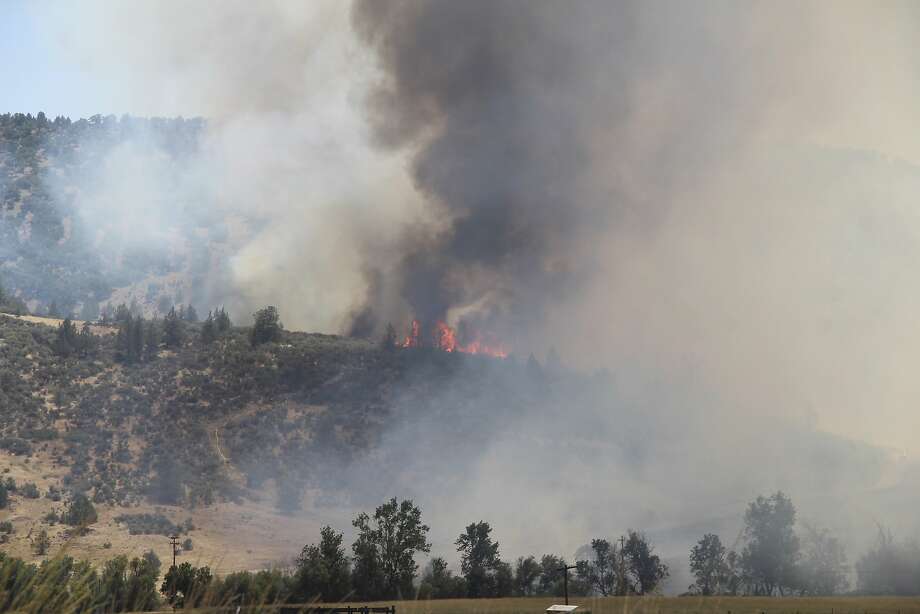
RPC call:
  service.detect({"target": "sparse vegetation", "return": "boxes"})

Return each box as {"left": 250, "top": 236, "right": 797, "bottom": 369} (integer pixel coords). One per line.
{"left": 114, "top": 512, "right": 187, "bottom": 536}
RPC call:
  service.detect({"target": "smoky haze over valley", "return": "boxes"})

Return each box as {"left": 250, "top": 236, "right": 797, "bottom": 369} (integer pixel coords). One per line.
{"left": 6, "top": 0, "right": 920, "bottom": 592}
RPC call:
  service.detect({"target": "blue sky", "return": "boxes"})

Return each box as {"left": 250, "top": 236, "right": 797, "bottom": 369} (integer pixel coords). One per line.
{"left": 0, "top": 1, "right": 110, "bottom": 118}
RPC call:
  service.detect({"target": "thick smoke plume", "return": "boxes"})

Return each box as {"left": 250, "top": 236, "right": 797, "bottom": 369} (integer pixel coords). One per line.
{"left": 23, "top": 0, "right": 920, "bottom": 587}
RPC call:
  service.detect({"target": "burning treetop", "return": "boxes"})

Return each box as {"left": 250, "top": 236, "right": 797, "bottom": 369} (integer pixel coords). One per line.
{"left": 401, "top": 319, "right": 509, "bottom": 358}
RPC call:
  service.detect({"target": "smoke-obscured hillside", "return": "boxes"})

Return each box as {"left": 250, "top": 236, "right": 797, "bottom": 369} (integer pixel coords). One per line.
{"left": 0, "top": 113, "right": 212, "bottom": 316}
{"left": 1, "top": 309, "right": 914, "bottom": 575}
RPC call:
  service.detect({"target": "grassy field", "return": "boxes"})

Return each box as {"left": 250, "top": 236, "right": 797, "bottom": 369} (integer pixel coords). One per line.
{"left": 301, "top": 597, "right": 920, "bottom": 614}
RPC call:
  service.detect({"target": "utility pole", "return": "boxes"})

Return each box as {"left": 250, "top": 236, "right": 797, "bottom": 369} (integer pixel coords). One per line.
{"left": 557, "top": 564, "right": 578, "bottom": 605}
{"left": 169, "top": 534, "right": 181, "bottom": 569}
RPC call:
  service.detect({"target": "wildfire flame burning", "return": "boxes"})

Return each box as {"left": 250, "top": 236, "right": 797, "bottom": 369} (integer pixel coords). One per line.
{"left": 401, "top": 319, "right": 509, "bottom": 358}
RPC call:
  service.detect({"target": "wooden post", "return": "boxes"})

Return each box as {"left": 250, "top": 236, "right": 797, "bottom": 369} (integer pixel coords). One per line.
{"left": 168, "top": 534, "right": 180, "bottom": 569}
{"left": 557, "top": 564, "right": 578, "bottom": 605}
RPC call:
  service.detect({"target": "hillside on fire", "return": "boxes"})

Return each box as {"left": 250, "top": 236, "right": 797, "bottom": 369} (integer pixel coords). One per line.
{"left": 0, "top": 299, "right": 899, "bottom": 571}
{"left": 0, "top": 306, "right": 540, "bottom": 511}
{"left": 12, "top": 0, "right": 920, "bottom": 608}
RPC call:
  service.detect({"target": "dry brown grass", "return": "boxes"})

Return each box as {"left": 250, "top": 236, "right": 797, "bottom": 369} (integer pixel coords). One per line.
{"left": 307, "top": 597, "right": 920, "bottom": 614}
{"left": 0, "top": 450, "right": 321, "bottom": 575}
{"left": 0, "top": 311, "right": 117, "bottom": 335}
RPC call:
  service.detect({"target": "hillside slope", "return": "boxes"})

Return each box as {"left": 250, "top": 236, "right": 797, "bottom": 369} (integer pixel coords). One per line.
{"left": 0, "top": 310, "right": 546, "bottom": 566}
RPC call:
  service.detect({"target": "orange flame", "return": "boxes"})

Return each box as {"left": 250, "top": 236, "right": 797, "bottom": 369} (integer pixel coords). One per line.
{"left": 402, "top": 319, "right": 509, "bottom": 358}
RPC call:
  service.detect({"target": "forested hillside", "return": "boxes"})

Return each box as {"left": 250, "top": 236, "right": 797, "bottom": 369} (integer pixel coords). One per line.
{"left": 0, "top": 113, "right": 206, "bottom": 315}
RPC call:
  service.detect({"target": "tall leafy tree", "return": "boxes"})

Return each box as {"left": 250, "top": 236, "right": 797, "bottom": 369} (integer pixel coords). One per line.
{"left": 538, "top": 554, "right": 569, "bottom": 596}
{"left": 741, "top": 491, "right": 800, "bottom": 595}
{"left": 295, "top": 526, "right": 352, "bottom": 602}
{"left": 351, "top": 520, "right": 383, "bottom": 600}
{"left": 352, "top": 498, "right": 431, "bottom": 599}
{"left": 161, "top": 562, "right": 212, "bottom": 609}
{"left": 690, "top": 533, "right": 731, "bottom": 595}
{"left": 456, "top": 521, "right": 501, "bottom": 598}
{"left": 798, "top": 523, "right": 848, "bottom": 595}
{"left": 513, "top": 555, "right": 542, "bottom": 596}
{"left": 577, "top": 539, "right": 618, "bottom": 596}
{"left": 97, "top": 552, "right": 161, "bottom": 612}
{"left": 622, "top": 530, "right": 669, "bottom": 594}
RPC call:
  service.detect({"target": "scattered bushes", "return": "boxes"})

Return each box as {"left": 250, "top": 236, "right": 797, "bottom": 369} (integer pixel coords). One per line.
{"left": 0, "top": 438, "right": 32, "bottom": 456}
{"left": 114, "top": 513, "right": 186, "bottom": 536}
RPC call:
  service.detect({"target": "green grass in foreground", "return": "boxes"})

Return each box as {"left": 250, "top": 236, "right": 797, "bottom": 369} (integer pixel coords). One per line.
{"left": 282, "top": 597, "right": 920, "bottom": 614}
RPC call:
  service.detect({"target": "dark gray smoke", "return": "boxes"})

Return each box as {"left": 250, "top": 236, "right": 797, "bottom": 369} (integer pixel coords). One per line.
{"left": 350, "top": 1, "right": 625, "bottom": 340}
{"left": 348, "top": 1, "right": 775, "bottom": 342}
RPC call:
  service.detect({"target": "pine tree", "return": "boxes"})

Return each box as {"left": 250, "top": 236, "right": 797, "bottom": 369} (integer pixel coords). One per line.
{"left": 215, "top": 307, "right": 231, "bottom": 332}
{"left": 131, "top": 317, "right": 145, "bottom": 363}
{"left": 144, "top": 319, "right": 161, "bottom": 360}
{"left": 116, "top": 315, "right": 134, "bottom": 363}
{"left": 54, "top": 318, "right": 79, "bottom": 356}
{"left": 184, "top": 304, "right": 199, "bottom": 322}
{"left": 78, "top": 322, "right": 97, "bottom": 356}
{"left": 250, "top": 306, "right": 282, "bottom": 346}
{"left": 200, "top": 312, "right": 217, "bottom": 345}
{"left": 163, "top": 307, "right": 184, "bottom": 348}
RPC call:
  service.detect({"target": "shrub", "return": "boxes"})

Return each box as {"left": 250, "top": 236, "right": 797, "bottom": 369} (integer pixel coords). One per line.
{"left": 21, "top": 482, "right": 39, "bottom": 498}
{"left": 62, "top": 494, "right": 98, "bottom": 530}
{"left": 115, "top": 513, "right": 183, "bottom": 536}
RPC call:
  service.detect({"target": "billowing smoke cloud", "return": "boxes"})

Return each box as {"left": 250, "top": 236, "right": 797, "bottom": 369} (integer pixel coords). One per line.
{"left": 350, "top": 0, "right": 920, "bottom": 453}
{"left": 25, "top": 0, "right": 920, "bottom": 586}
{"left": 344, "top": 0, "right": 920, "bottom": 572}
{"left": 33, "top": 0, "right": 430, "bottom": 331}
